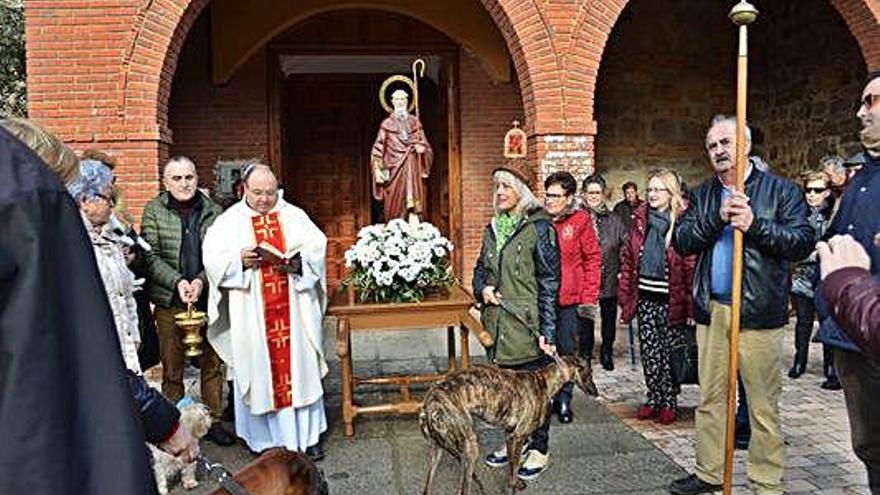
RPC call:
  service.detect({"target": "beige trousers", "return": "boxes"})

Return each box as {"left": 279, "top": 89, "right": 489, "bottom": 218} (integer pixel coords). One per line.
{"left": 695, "top": 301, "right": 784, "bottom": 494}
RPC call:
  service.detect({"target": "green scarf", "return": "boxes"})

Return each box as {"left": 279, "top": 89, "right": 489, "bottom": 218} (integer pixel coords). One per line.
{"left": 494, "top": 211, "right": 519, "bottom": 253}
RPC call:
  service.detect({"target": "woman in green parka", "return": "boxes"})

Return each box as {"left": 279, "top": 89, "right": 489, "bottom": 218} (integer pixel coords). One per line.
{"left": 473, "top": 166, "right": 561, "bottom": 481}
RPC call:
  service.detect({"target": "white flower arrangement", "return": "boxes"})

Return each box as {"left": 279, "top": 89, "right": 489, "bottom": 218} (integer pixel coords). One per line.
{"left": 342, "top": 219, "right": 455, "bottom": 303}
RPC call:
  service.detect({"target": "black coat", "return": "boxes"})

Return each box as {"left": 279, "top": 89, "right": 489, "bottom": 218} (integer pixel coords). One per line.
{"left": 673, "top": 165, "right": 814, "bottom": 329}
{"left": 816, "top": 151, "right": 880, "bottom": 352}
{"left": 0, "top": 127, "right": 176, "bottom": 494}
{"left": 588, "top": 205, "right": 628, "bottom": 299}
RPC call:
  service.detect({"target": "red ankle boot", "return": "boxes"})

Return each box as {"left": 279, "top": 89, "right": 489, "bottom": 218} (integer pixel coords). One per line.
{"left": 637, "top": 405, "right": 657, "bottom": 420}
{"left": 658, "top": 407, "right": 676, "bottom": 424}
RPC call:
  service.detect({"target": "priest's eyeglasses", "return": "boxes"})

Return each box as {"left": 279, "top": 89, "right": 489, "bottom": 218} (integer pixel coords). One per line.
{"left": 860, "top": 94, "right": 878, "bottom": 110}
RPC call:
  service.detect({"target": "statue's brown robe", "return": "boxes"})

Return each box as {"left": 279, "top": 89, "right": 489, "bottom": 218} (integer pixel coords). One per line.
{"left": 371, "top": 114, "right": 433, "bottom": 221}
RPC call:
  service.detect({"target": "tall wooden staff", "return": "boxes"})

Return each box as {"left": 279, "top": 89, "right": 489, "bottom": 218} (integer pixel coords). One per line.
{"left": 723, "top": 2, "right": 758, "bottom": 494}
{"left": 412, "top": 58, "right": 426, "bottom": 119}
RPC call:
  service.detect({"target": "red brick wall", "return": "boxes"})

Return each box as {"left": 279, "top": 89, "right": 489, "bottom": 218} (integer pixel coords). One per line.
{"left": 460, "top": 50, "right": 524, "bottom": 288}
{"left": 168, "top": 14, "right": 268, "bottom": 186}
{"left": 23, "top": 0, "right": 880, "bottom": 225}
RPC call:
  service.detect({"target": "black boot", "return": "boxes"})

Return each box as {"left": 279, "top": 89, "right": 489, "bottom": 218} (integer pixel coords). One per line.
{"left": 305, "top": 443, "right": 325, "bottom": 462}
{"left": 788, "top": 361, "right": 806, "bottom": 379}
{"left": 600, "top": 346, "right": 614, "bottom": 371}
{"left": 669, "top": 474, "right": 722, "bottom": 495}
{"left": 821, "top": 362, "right": 842, "bottom": 390}
{"left": 205, "top": 423, "right": 235, "bottom": 446}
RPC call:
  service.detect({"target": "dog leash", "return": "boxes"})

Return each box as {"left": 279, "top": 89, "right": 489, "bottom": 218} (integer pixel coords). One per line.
{"left": 197, "top": 455, "right": 251, "bottom": 495}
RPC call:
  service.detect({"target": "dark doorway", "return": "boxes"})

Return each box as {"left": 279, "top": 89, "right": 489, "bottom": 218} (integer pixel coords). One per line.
{"left": 283, "top": 72, "right": 449, "bottom": 288}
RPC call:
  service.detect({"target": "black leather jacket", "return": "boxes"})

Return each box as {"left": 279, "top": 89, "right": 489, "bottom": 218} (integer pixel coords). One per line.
{"left": 673, "top": 165, "right": 814, "bottom": 328}
{"left": 126, "top": 370, "right": 180, "bottom": 444}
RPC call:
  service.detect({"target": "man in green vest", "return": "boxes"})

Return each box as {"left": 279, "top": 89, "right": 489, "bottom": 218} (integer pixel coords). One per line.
{"left": 141, "top": 156, "right": 233, "bottom": 446}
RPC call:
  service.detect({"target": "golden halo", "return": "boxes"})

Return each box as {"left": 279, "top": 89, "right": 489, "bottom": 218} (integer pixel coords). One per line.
{"left": 379, "top": 75, "right": 417, "bottom": 114}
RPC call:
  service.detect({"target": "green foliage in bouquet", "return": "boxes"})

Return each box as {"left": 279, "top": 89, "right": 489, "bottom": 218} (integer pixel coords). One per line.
{"left": 342, "top": 219, "right": 455, "bottom": 303}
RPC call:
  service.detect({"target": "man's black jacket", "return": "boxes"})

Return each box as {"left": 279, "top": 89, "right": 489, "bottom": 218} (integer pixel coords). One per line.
{"left": 673, "top": 165, "right": 814, "bottom": 328}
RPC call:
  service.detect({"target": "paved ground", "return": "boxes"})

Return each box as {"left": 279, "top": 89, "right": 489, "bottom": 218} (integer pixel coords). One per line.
{"left": 160, "top": 317, "right": 871, "bottom": 494}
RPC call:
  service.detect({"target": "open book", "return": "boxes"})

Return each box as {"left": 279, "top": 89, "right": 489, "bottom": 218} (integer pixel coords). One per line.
{"left": 254, "top": 241, "right": 301, "bottom": 274}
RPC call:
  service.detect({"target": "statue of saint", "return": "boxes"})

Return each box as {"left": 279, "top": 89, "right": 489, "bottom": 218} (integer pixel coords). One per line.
{"left": 371, "top": 89, "right": 433, "bottom": 224}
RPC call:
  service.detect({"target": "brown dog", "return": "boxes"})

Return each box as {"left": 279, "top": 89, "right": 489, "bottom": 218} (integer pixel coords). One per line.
{"left": 207, "top": 448, "right": 328, "bottom": 495}
{"left": 419, "top": 355, "right": 599, "bottom": 495}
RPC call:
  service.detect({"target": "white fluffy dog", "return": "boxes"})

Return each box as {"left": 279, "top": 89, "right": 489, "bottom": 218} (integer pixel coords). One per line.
{"left": 149, "top": 400, "right": 212, "bottom": 494}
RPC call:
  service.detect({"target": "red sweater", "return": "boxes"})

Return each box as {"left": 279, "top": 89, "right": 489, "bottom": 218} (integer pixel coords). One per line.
{"left": 618, "top": 203, "right": 696, "bottom": 325}
{"left": 552, "top": 207, "right": 601, "bottom": 306}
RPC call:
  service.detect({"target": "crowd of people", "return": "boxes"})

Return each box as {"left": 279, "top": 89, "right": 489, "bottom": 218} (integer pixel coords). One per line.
{"left": 0, "top": 69, "right": 876, "bottom": 494}
{"left": 473, "top": 72, "right": 880, "bottom": 494}
{"left": 0, "top": 117, "right": 329, "bottom": 493}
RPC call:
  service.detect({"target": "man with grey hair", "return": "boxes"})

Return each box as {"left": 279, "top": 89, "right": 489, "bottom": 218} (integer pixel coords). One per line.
{"left": 669, "top": 115, "right": 813, "bottom": 495}
{"left": 821, "top": 154, "right": 848, "bottom": 199}
{"left": 141, "top": 156, "right": 232, "bottom": 445}
{"left": 371, "top": 88, "right": 433, "bottom": 223}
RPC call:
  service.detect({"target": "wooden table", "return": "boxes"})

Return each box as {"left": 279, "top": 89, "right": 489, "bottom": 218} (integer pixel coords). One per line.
{"left": 327, "top": 286, "right": 484, "bottom": 438}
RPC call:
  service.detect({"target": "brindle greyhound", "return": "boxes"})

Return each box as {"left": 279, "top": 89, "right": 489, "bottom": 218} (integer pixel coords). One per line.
{"left": 419, "top": 354, "right": 599, "bottom": 495}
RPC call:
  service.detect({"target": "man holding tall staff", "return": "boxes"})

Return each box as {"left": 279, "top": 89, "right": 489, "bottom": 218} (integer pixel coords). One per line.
{"left": 669, "top": 115, "right": 813, "bottom": 495}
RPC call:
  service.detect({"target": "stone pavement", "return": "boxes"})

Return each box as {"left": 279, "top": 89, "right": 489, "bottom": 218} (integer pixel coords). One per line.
{"left": 599, "top": 323, "right": 870, "bottom": 495}
{"left": 164, "top": 317, "right": 871, "bottom": 494}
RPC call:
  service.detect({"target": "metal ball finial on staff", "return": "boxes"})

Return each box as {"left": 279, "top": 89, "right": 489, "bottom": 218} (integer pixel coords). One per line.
{"left": 724, "top": 2, "right": 758, "bottom": 494}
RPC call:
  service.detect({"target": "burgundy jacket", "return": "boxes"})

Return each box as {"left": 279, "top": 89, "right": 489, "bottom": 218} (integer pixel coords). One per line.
{"left": 822, "top": 267, "right": 880, "bottom": 358}
{"left": 552, "top": 206, "right": 601, "bottom": 307}
{"left": 618, "top": 203, "right": 696, "bottom": 325}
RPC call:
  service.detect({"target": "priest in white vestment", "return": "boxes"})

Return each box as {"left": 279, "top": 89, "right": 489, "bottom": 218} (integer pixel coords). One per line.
{"left": 203, "top": 163, "right": 328, "bottom": 458}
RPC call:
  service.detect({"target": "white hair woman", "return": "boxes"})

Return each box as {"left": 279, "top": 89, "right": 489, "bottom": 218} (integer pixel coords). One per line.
{"left": 617, "top": 168, "right": 696, "bottom": 424}
{"left": 69, "top": 159, "right": 142, "bottom": 374}
{"left": 472, "top": 166, "right": 560, "bottom": 480}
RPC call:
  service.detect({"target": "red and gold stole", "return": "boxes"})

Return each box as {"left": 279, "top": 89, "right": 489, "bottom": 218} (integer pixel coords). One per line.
{"left": 250, "top": 212, "right": 293, "bottom": 410}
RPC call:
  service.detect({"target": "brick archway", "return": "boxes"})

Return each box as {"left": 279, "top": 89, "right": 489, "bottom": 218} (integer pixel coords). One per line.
{"left": 122, "top": 0, "right": 564, "bottom": 144}
{"left": 579, "top": 0, "right": 880, "bottom": 127}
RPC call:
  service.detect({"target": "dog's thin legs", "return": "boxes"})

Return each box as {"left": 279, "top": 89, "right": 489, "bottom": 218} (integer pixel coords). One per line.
{"left": 457, "top": 435, "right": 479, "bottom": 495}
{"left": 470, "top": 467, "right": 487, "bottom": 495}
{"left": 506, "top": 436, "right": 526, "bottom": 494}
{"left": 422, "top": 443, "right": 443, "bottom": 495}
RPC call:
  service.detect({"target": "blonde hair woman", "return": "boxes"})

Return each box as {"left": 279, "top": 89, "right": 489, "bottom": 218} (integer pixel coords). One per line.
{"left": 617, "top": 169, "right": 696, "bottom": 424}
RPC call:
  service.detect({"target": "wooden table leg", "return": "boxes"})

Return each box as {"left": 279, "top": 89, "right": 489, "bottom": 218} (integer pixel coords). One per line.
{"left": 337, "top": 317, "right": 355, "bottom": 438}
{"left": 447, "top": 326, "right": 456, "bottom": 371}
{"left": 460, "top": 323, "right": 470, "bottom": 369}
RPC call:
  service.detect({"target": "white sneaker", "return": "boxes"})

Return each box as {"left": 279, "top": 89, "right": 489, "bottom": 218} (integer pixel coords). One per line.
{"left": 484, "top": 444, "right": 526, "bottom": 468}
{"left": 516, "top": 450, "right": 549, "bottom": 480}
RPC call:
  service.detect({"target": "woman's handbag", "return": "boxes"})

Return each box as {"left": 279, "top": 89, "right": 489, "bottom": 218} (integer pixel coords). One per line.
{"left": 670, "top": 324, "right": 699, "bottom": 385}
